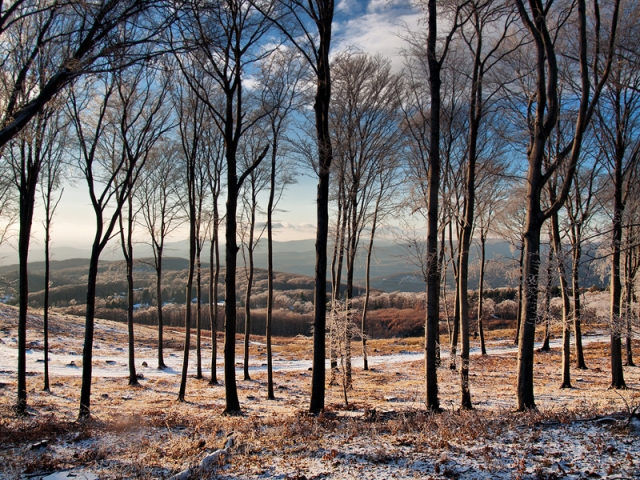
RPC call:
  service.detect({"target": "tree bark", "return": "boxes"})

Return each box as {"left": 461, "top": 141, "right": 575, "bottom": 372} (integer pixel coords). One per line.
{"left": 16, "top": 157, "right": 40, "bottom": 413}
{"left": 121, "top": 192, "right": 138, "bottom": 386}
{"left": 424, "top": 0, "right": 441, "bottom": 412}
{"left": 551, "top": 212, "right": 571, "bottom": 388}
{"left": 610, "top": 154, "right": 626, "bottom": 388}
{"left": 309, "top": 1, "right": 334, "bottom": 414}
{"left": 266, "top": 143, "right": 276, "bottom": 399}
{"left": 477, "top": 233, "right": 487, "bottom": 356}
{"left": 156, "top": 249, "right": 166, "bottom": 369}
{"left": 79, "top": 245, "right": 101, "bottom": 418}
{"left": 196, "top": 253, "right": 202, "bottom": 379}
{"left": 209, "top": 208, "right": 220, "bottom": 385}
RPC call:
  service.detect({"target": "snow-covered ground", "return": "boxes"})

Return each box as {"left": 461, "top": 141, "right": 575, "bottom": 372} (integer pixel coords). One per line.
{"left": 1, "top": 304, "right": 639, "bottom": 479}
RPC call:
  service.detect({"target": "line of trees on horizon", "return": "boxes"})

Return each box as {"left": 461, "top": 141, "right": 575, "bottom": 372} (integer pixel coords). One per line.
{"left": 0, "top": 0, "right": 639, "bottom": 419}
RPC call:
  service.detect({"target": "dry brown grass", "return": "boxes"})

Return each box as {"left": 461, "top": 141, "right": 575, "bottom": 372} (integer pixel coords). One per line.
{"left": 1, "top": 304, "right": 639, "bottom": 479}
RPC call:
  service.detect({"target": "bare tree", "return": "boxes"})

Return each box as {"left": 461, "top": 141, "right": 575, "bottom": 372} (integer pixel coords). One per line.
{"left": 175, "top": 0, "right": 271, "bottom": 412}
{"left": 38, "top": 109, "right": 67, "bottom": 393}
{"left": 512, "top": 0, "right": 620, "bottom": 410}
{"left": 360, "top": 165, "right": 399, "bottom": 371}
{"left": 137, "top": 140, "right": 185, "bottom": 370}
{"left": 402, "top": 1, "right": 471, "bottom": 411}
{"left": 7, "top": 95, "right": 66, "bottom": 413}
{"left": 68, "top": 69, "right": 156, "bottom": 418}
{"left": 204, "top": 126, "right": 225, "bottom": 386}
{"left": 595, "top": 27, "right": 640, "bottom": 385}
{"left": 173, "top": 76, "right": 213, "bottom": 401}
{"left": 114, "top": 64, "right": 171, "bottom": 387}
{"left": 0, "top": 0, "right": 171, "bottom": 149}
{"left": 239, "top": 132, "right": 270, "bottom": 381}
{"left": 329, "top": 52, "right": 403, "bottom": 381}
{"left": 474, "top": 156, "right": 510, "bottom": 355}
{"left": 253, "top": 0, "right": 335, "bottom": 414}
{"left": 455, "top": 0, "right": 518, "bottom": 409}
{"left": 258, "top": 48, "right": 304, "bottom": 398}
{"left": 565, "top": 152, "right": 605, "bottom": 369}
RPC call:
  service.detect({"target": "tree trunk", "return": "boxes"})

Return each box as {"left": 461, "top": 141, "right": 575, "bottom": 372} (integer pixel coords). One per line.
{"left": 457, "top": 37, "right": 483, "bottom": 406}
{"left": 515, "top": 242, "right": 524, "bottom": 345}
{"left": 244, "top": 240, "right": 254, "bottom": 381}
{"left": 516, "top": 213, "right": 543, "bottom": 411}
{"left": 309, "top": 7, "right": 334, "bottom": 413}
{"left": 266, "top": 144, "right": 277, "bottom": 399}
{"left": 43, "top": 194, "right": 52, "bottom": 392}
{"left": 477, "top": 233, "right": 487, "bottom": 356}
{"left": 156, "top": 250, "right": 166, "bottom": 369}
{"left": 361, "top": 189, "right": 381, "bottom": 372}
{"left": 539, "top": 241, "right": 552, "bottom": 353}
{"left": 178, "top": 161, "right": 197, "bottom": 402}
{"left": 16, "top": 158, "right": 40, "bottom": 414}
{"left": 624, "top": 246, "right": 635, "bottom": 366}
{"left": 449, "top": 292, "right": 460, "bottom": 370}
{"left": 551, "top": 212, "right": 571, "bottom": 388}
{"left": 209, "top": 206, "right": 220, "bottom": 385}
{"left": 122, "top": 193, "right": 138, "bottom": 387}
{"left": 196, "top": 253, "right": 202, "bottom": 379}
{"left": 571, "top": 229, "right": 587, "bottom": 369}
{"left": 224, "top": 146, "right": 242, "bottom": 413}
{"left": 329, "top": 180, "right": 344, "bottom": 381}
{"left": 424, "top": 0, "right": 441, "bottom": 412}
{"left": 449, "top": 220, "right": 460, "bottom": 369}
{"left": 610, "top": 154, "right": 626, "bottom": 388}
{"left": 79, "top": 244, "right": 101, "bottom": 418}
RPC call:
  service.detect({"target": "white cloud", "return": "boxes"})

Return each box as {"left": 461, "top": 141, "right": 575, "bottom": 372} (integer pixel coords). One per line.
{"left": 333, "top": 7, "right": 423, "bottom": 71}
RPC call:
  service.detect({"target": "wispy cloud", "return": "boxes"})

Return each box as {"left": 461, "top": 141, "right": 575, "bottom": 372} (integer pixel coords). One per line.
{"left": 333, "top": 0, "right": 423, "bottom": 70}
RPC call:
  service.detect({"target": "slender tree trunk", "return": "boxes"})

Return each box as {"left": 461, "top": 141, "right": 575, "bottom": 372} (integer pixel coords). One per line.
{"left": 624, "top": 247, "right": 634, "bottom": 366}
{"left": 539, "top": 241, "right": 552, "bottom": 352}
{"left": 122, "top": 193, "right": 138, "bottom": 386}
{"left": 551, "top": 212, "right": 571, "bottom": 388}
{"left": 178, "top": 167, "right": 197, "bottom": 402}
{"left": 43, "top": 201, "right": 52, "bottom": 392}
{"left": 449, "top": 221, "right": 460, "bottom": 369}
{"left": 477, "top": 233, "right": 487, "bottom": 355}
{"left": 79, "top": 245, "right": 101, "bottom": 418}
{"left": 309, "top": 11, "right": 334, "bottom": 413}
{"left": 266, "top": 146, "right": 276, "bottom": 399}
{"left": 424, "top": 0, "right": 441, "bottom": 412}
{"left": 610, "top": 173, "right": 626, "bottom": 387}
{"left": 436, "top": 224, "right": 446, "bottom": 365}
{"left": 344, "top": 201, "right": 359, "bottom": 389}
{"left": 209, "top": 207, "right": 220, "bottom": 385}
{"left": 450, "top": 291, "right": 460, "bottom": 370}
{"left": 361, "top": 193, "right": 381, "bottom": 371}
{"left": 457, "top": 47, "right": 483, "bottom": 407}
{"left": 515, "top": 242, "right": 524, "bottom": 345}
{"left": 196, "top": 254, "right": 202, "bottom": 379}
{"left": 516, "top": 214, "right": 543, "bottom": 410}
{"left": 244, "top": 243, "right": 254, "bottom": 381}
{"left": 224, "top": 150, "right": 242, "bottom": 412}
{"left": 156, "top": 251, "right": 166, "bottom": 369}
{"left": 16, "top": 160, "right": 40, "bottom": 414}
{"left": 571, "top": 230, "right": 587, "bottom": 369}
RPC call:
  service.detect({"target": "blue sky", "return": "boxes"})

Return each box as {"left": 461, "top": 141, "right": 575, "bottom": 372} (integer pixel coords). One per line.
{"left": 22, "top": 0, "right": 424, "bottom": 252}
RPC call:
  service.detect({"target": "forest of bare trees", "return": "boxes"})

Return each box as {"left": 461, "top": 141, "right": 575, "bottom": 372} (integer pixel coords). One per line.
{"left": 1, "top": 0, "right": 639, "bottom": 419}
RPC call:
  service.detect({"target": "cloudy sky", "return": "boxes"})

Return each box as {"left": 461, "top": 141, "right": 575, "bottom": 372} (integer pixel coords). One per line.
{"left": 23, "top": 0, "right": 424, "bottom": 254}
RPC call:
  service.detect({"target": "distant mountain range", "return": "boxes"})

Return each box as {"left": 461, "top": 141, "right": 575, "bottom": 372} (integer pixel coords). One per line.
{"left": 0, "top": 237, "right": 604, "bottom": 293}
